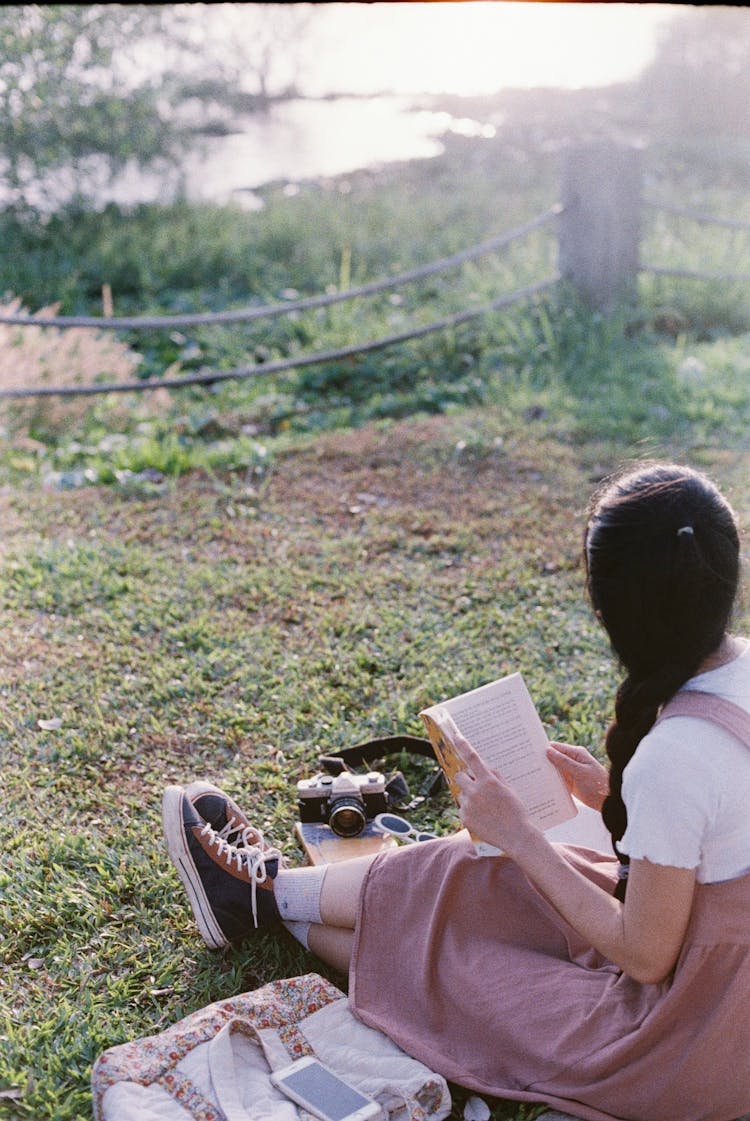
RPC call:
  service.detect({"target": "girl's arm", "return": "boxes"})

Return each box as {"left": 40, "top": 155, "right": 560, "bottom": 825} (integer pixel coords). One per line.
{"left": 451, "top": 725, "right": 696, "bottom": 984}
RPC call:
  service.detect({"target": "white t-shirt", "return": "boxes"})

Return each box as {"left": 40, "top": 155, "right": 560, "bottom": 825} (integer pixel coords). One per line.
{"left": 618, "top": 642, "right": 750, "bottom": 883}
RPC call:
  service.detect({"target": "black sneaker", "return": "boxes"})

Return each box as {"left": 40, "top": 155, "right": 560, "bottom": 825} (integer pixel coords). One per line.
{"left": 162, "top": 785, "right": 282, "bottom": 949}
{"left": 185, "top": 780, "right": 276, "bottom": 852}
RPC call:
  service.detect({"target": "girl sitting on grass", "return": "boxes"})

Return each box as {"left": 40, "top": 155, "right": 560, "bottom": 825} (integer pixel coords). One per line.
{"left": 163, "top": 461, "right": 750, "bottom": 1121}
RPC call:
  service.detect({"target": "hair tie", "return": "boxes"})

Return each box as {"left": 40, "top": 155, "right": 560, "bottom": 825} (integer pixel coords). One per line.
{"left": 677, "top": 525, "right": 694, "bottom": 536}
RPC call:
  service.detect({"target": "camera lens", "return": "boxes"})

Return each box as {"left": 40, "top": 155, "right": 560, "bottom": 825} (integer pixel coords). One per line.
{"left": 328, "top": 797, "right": 367, "bottom": 838}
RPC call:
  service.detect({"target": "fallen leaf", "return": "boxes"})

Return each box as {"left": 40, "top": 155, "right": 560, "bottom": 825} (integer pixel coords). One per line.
{"left": 37, "top": 717, "right": 62, "bottom": 731}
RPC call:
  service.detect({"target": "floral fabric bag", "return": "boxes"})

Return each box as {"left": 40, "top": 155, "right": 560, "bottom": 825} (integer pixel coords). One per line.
{"left": 92, "top": 972, "right": 451, "bottom": 1121}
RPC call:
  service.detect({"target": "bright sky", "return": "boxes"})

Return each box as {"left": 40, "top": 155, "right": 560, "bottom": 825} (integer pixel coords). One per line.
{"left": 296, "top": 2, "right": 679, "bottom": 97}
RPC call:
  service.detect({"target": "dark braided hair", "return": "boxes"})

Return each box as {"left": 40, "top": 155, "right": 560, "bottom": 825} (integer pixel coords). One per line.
{"left": 584, "top": 463, "right": 741, "bottom": 900}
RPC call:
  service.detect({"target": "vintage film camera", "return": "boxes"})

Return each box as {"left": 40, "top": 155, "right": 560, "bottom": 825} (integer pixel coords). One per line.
{"left": 296, "top": 770, "right": 389, "bottom": 837}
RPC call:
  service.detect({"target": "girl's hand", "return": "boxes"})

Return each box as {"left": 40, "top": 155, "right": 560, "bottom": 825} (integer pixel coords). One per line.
{"left": 547, "top": 741, "right": 609, "bottom": 811}
{"left": 433, "top": 709, "right": 537, "bottom": 855}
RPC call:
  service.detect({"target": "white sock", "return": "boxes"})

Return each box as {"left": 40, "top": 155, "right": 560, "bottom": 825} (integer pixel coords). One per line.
{"left": 284, "top": 920, "right": 312, "bottom": 950}
{"left": 273, "top": 865, "right": 328, "bottom": 923}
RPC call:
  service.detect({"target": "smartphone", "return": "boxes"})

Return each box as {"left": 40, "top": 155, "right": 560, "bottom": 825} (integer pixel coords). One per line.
{"left": 270, "top": 1056, "right": 383, "bottom": 1121}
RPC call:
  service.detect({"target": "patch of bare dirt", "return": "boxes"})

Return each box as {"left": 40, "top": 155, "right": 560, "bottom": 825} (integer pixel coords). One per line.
{"left": 0, "top": 413, "right": 589, "bottom": 545}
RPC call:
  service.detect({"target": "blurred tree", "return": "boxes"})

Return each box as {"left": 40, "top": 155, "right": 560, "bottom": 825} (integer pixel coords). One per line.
{"left": 0, "top": 4, "right": 312, "bottom": 212}
{"left": 639, "top": 8, "right": 750, "bottom": 137}
{"left": 165, "top": 4, "right": 312, "bottom": 111}
{"left": 0, "top": 6, "right": 175, "bottom": 209}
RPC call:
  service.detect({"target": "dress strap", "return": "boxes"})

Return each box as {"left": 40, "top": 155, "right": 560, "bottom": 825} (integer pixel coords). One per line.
{"left": 657, "top": 690, "right": 750, "bottom": 747}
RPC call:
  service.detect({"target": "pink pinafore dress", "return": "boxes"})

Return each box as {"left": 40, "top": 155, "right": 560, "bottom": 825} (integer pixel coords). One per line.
{"left": 349, "top": 692, "right": 750, "bottom": 1121}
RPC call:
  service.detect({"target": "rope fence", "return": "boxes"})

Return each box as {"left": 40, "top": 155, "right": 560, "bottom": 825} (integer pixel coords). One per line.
{"left": 0, "top": 206, "right": 560, "bottom": 331}
{"left": 640, "top": 264, "right": 750, "bottom": 284}
{"left": 5, "top": 144, "right": 750, "bottom": 402}
{"left": 641, "top": 194, "right": 750, "bottom": 283}
{"left": 557, "top": 147, "right": 750, "bottom": 306}
{"left": 0, "top": 276, "right": 558, "bottom": 399}
{"left": 644, "top": 198, "right": 750, "bottom": 234}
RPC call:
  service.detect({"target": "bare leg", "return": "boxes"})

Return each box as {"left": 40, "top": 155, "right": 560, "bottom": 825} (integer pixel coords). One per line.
{"left": 318, "top": 853, "right": 380, "bottom": 927}
{"left": 307, "top": 924, "right": 355, "bottom": 972}
{"left": 298, "top": 853, "right": 387, "bottom": 972}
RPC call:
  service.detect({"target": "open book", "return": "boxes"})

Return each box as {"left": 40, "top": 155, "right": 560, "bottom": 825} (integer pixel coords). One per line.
{"left": 420, "top": 672, "right": 576, "bottom": 855}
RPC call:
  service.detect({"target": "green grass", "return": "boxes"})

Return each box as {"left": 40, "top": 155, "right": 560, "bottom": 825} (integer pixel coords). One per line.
{"left": 3, "top": 407, "right": 750, "bottom": 1120}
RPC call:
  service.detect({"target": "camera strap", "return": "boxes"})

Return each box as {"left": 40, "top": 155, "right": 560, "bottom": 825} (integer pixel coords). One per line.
{"left": 317, "top": 734, "right": 434, "bottom": 771}
{"left": 317, "top": 735, "right": 444, "bottom": 810}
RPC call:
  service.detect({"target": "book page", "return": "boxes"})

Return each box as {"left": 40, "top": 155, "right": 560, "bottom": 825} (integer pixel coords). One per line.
{"left": 421, "top": 673, "right": 575, "bottom": 848}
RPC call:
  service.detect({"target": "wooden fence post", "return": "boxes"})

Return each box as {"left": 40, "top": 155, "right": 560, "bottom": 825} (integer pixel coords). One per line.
{"left": 558, "top": 142, "right": 643, "bottom": 312}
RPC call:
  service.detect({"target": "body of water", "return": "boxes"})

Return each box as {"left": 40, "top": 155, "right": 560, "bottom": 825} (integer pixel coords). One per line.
{"left": 185, "top": 96, "right": 496, "bottom": 207}
{"left": 25, "top": 95, "right": 497, "bottom": 212}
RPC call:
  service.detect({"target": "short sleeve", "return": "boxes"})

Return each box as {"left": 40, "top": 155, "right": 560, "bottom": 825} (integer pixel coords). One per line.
{"left": 618, "top": 718, "right": 720, "bottom": 869}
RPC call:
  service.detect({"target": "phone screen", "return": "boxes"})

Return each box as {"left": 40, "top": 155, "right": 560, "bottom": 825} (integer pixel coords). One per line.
{"left": 280, "top": 1062, "right": 373, "bottom": 1121}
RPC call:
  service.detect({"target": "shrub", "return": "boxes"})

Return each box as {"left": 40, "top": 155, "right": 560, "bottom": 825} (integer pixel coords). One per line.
{"left": 0, "top": 297, "right": 147, "bottom": 437}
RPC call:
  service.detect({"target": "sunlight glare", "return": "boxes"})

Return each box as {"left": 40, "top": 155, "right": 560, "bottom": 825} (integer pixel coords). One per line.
{"left": 300, "top": 2, "right": 677, "bottom": 97}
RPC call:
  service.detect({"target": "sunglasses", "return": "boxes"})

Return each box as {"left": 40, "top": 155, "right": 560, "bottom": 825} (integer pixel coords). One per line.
{"left": 372, "top": 812, "right": 438, "bottom": 844}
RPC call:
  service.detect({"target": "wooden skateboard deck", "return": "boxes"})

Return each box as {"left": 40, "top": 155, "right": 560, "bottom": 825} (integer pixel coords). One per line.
{"left": 294, "top": 820, "right": 397, "bottom": 865}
